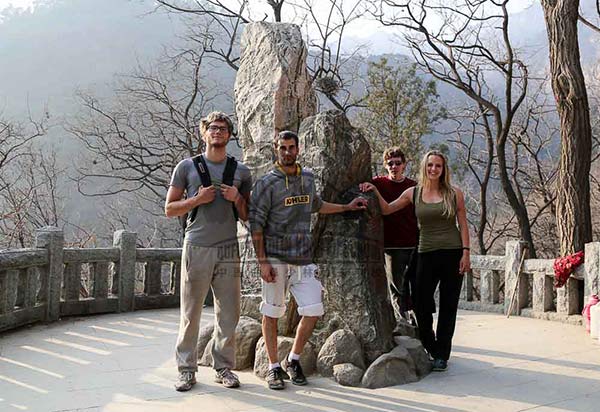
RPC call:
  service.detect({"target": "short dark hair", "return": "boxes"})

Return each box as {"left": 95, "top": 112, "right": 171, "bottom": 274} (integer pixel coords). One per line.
{"left": 383, "top": 146, "right": 406, "bottom": 164}
{"left": 200, "top": 111, "right": 234, "bottom": 135}
{"left": 274, "top": 130, "right": 299, "bottom": 146}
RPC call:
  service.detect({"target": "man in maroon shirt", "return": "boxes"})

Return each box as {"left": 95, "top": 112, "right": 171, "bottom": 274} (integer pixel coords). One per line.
{"left": 372, "top": 147, "right": 418, "bottom": 326}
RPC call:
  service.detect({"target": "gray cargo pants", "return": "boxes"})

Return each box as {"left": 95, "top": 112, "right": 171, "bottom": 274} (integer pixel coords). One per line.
{"left": 175, "top": 242, "right": 241, "bottom": 372}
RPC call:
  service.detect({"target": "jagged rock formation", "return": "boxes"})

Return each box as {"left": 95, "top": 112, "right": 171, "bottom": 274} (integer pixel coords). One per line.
{"left": 234, "top": 22, "right": 317, "bottom": 178}
{"left": 234, "top": 21, "right": 429, "bottom": 388}
{"left": 299, "top": 109, "right": 395, "bottom": 363}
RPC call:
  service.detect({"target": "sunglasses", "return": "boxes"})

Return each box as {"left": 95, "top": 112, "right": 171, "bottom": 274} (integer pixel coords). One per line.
{"left": 386, "top": 160, "right": 404, "bottom": 167}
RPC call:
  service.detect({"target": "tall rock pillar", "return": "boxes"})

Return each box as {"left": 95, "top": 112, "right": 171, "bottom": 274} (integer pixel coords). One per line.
{"left": 234, "top": 22, "right": 317, "bottom": 178}
{"left": 299, "top": 110, "right": 395, "bottom": 363}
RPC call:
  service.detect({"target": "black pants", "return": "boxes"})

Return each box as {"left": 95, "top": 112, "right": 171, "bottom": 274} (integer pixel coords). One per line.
{"left": 415, "top": 248, "right": 463, "bottom": 361}
{"left": 384, "top": 248, "right": 416, "bottom": 318}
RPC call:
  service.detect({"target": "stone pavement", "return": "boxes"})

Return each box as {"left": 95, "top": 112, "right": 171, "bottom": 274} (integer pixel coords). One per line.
{"left": 0, "top": 308, "right": 598, "bottom": 412}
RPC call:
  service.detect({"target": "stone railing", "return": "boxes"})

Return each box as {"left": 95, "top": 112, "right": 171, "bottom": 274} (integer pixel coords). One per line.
{"left": 0, "top": 227, "right": 181, "bottom": 333}
{"left": 2, "top": 230, "right": 599, "bottom": 333}
{"left": 459, "top": 240, "right": 599, "bottom": 325}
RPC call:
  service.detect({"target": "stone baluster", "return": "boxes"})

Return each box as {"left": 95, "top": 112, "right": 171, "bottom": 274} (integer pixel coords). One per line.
{"left": 35, "top": 227, "right": 64, "bottom": 322}
{"left": 113, "top": 230, "right": 137, "bottom": 312}
{"left": 504, "top": 240, "right": 529, "bottom": 316}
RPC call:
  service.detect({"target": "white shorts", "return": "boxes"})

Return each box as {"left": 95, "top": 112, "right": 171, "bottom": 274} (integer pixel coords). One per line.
{"left": 260, "top": 258, "right": 324, "bottom": 318}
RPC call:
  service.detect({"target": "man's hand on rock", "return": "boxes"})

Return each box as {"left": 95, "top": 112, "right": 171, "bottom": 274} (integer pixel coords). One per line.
{"left": 346, "top": 196, "right": 368, "bottom": 211}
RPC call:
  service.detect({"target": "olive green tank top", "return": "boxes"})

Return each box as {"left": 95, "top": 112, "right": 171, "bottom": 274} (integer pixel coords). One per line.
{"left": 414, "top": 187, "right": 462, "bottom": 253}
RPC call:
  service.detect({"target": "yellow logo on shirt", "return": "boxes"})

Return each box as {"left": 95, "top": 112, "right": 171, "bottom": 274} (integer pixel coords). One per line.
{"left": 284, "top": 195, "right": 310, "bottom": 206}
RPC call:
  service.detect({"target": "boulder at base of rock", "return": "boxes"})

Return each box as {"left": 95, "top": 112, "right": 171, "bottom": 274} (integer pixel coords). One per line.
{"left": 393, "top": 336, "right": 432, "bottom": 378}
{"left": 317, "top": 329, "right": 366, "bottom": 377}
{"left": 333, "top": 363, "right": 364, "bottom": 387}
{"left": 240, "top": 294, "right": 262, "bottom": 322}
{"left": 361, "top": 346, "right": 418, "bottom": 389}
{"left": 254, "top": 336, "right": 317, "bottom": 378}
{"left": 199, "top": 316, "right": 262, "bottom": 370}
{"left": 196, "top": 323, "right": 215, "bottom": 358}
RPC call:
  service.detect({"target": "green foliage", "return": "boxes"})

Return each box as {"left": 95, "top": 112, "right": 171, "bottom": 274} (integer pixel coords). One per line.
{"left": 356, "top": 57, "right": 444, "bottom": 174}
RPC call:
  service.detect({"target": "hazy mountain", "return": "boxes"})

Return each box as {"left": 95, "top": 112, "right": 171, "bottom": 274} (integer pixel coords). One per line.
{"left": 0, "top": 0, "right": 185, "bottom": 118}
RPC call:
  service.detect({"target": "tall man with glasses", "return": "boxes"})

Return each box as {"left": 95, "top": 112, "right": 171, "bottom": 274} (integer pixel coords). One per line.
{"left": 250, "top": 130, "right": 367, "bottom": 390}
{"left": 165, "top": 111, "right": 252, "bottom": 391}
{"left": 372, "top": 147, "right": 419, "bottom": 328}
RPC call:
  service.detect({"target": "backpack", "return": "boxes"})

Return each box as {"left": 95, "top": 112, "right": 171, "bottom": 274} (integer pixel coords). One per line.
{"left": 179, "top": 154, "right": 238, "bottom": 231}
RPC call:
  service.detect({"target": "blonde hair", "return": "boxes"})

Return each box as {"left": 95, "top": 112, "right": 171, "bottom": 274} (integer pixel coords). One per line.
{"left": 418, "top": 150, "right": 456, "bottom": 217}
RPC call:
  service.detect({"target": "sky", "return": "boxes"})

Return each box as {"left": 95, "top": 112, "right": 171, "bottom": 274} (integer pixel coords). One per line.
{"left": 1, "top": 0, "right": 537, "bottom": 37}
{"left": 1, "top": 0, "right": 36, "bottom": 9}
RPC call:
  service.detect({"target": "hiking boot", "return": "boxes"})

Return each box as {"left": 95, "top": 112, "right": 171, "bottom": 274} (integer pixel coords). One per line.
{"left": 284, "top": 359, "right": 307, "bottom": 386}
{"left": 267, "top": 366, "right": 286, "bottom": 390}
{"left": 432, "top": 358, "right": 448, "bottom": 371}
{"left": 174, "top": 371, "right": 196, "bottom": 392}
{"left": 215, "top": 368, "right": 240, "bottom": 388}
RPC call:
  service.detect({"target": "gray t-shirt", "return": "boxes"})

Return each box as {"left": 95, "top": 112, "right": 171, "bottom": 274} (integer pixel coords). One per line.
{"left": 169, "top": 156, "right": 252, "bottom": 247}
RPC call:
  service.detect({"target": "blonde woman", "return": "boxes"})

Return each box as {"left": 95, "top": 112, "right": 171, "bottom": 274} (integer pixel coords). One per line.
{"left": 360, "top": 150, "right": 470, "bottom": 371}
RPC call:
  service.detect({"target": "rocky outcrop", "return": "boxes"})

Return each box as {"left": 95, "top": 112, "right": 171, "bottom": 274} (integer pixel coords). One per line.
{"left": 316, "top": 329, "right": 366, "bottom": 377}
{"left": 299, "top": 109, "right": 395, "bottom": 363}
{"left": 235, "top": 22, "right": 317, "bottom": 178}
{"left": 333, "top": 363, "right": 364, "bottom": 387}
{"left": 361, "top": 346, "right": 419, "bottom": 389}
{"left": 254, "top": 336, "right": 317, "bottom": 378}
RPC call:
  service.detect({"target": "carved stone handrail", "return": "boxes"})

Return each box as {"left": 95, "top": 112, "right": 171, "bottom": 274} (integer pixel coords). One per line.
{"left": 1, "top": 229, "right": 599, "bottom": 334}
{"left": 459, "top": 240, "right": 598, "bottom": 325}
{"left": 0, "top": 228, "right": 182, "bottom": 333}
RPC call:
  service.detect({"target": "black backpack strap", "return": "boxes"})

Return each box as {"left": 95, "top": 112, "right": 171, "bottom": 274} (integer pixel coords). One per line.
{"left": 188, "top": 155, "right": 212, "bottom": 224}
{"left": 222, "top": 155, "right": 237, "bottom": 186}
{"left": 223, "top": 156, "right": 239, "bottom": 221}
{"left": 194, "top": 155, "right": 212, "bottom": 187}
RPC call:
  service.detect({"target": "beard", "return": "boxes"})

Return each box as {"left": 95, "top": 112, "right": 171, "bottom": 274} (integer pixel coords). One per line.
{"left": 279, "top": 155, "right": 297, "bottom": 166}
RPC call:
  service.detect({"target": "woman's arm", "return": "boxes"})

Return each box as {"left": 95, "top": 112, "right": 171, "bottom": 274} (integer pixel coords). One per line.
{"left": 455, "top": 188, "right": 471, "bottom": 273}
{"left": 359, "top": 183, "right": 413, "bottom": 215}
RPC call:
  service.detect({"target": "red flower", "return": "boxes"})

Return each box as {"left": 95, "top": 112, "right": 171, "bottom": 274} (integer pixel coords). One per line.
{"left": 554, "top": 250, "right": 584, "bottom": 288}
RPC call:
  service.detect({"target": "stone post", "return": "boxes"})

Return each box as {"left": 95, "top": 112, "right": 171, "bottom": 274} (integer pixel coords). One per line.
{"left": 480, "top": 270, "right": 500, "bottom": 304}
{"left": 584, "top": 242, "right": 600, "bottom": 305}
{"left": 532, "top": 271, "right": 554, "bottom": 313}
{"left": 113, "top": 230, "right": 137, "bottom": 312}
{"left": 504, "top": 240, "right": 529, "bottom": 316}
{"left": 556, "top": 277, "right": 579, "bottom": 315}
{"left": 35, "top": 227, "right": 64, "bottom": 322}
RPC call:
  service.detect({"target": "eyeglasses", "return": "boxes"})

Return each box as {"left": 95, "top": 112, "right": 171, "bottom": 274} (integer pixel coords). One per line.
{"left": 386, "top": 160, "right": 404, "bottom": 167}
{"left": 208, "top": 125, "right": 228, "bottom": 133}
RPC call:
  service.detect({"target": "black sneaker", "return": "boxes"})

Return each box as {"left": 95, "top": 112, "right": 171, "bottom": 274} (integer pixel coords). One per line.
{"left": 267, "top": 366, "right": 286, "bottom": 390}
{"left": 285, "top": 359, "right": 307, "bottom": 386}
{"left": 432, "top": 358, "right": 448, "bottom": 371}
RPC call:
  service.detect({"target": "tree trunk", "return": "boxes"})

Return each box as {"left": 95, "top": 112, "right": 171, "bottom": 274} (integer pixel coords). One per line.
{"left": 541, "top": 0, "right": 593, "bottom": 255}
